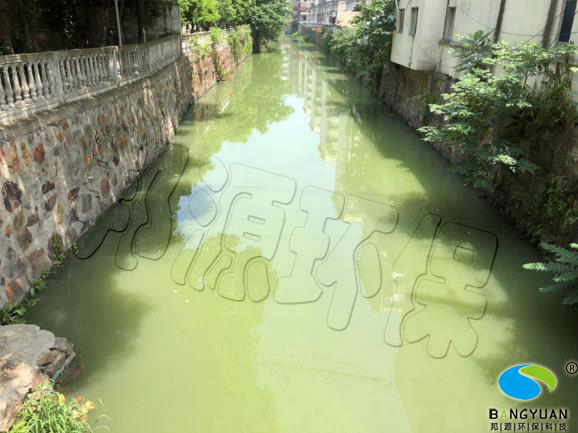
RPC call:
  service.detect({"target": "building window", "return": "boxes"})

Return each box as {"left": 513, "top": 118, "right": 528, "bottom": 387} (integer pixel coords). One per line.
{"left": 345, "top": 0, "right": 356, "bottom": 11}
{"left": 443, "top": 6, "right": 456, "bottom": 40}
{"left": 398, "top": 9, "right": 405, "bottom": 33}
{"left": 559, "top": 0, "right": 577, "bottom": 42}
{"left": 410, "top": 7, "right": 419, "bottom": 35}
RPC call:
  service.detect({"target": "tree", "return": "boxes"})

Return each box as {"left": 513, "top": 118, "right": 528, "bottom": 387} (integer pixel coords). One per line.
{"left": 323, "top": 0, "right": 396, "bottom": 87}
{"left": 248, "top": 0, "right": 289, "bottom": 52}
{"left": 179, "top": 0, "right": 220, "bottom": 30}
{"left": 218, "top": 0, "right": 253, "bottom": 28}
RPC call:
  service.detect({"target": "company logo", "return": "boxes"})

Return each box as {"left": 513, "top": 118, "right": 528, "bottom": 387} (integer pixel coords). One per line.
{"left": 498, "top": 364, "right": 557, "bottom": 401}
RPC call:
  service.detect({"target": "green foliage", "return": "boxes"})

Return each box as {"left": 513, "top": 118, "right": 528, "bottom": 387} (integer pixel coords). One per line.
{"left": 420, "top": 37, "right": 577, "bottom": 188}
{"left": 248, "top": 0, "right": 290, "bottom": 51}
{"left": 210, "top": 27, "right": 224, "bottom": 45}
{"left": 212, "top": 49, "right": 226, "bottom": 80}
{"left": 181, "top": 0, "right": 288, "bottom": 51}
{"left": 530, "top": 176, "right": 578, "bottom": 242}
{"left": 453, "top": 30, "right": 493, "bottom": 72}
{"left": 0, "top": 303, "right": 28, "bottom": 326}
{"left": 290, "top": 32, "right": 305, "bottom": 43}
{"left": 9, "top": 382, "right": 100, "bottom": 433}
{"left": 0, "top": 236, "right": 73, "bottom": 326}
{"left": 217, "top": 0, "right": 253, "bottom": 27}
{"left": 523, "top": 243, "right": 578, "bottom": 305}
{"left": 227, "top": 25, "right": 252, "bottom": 58}
{"left": 0, "top": 276, "right": 47, "bottom": 326}
{"left": 190, "top": 35, "right": 213, "bottom": 57}
{"left": 321, "top": 0, "right": 397, "bottom": 87}
{"left": 179, "top": 0, "right": 221, "bottom": 29}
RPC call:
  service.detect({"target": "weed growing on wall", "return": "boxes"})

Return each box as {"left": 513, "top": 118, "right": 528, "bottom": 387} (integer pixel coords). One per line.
{"left": 0, "top": 272, "right": 50, "bottom": 326}
{"left": 210, "top": 27, "right": 224, "bottom": 45}
{"left": 227, "top": 25, "right": 252, "bottom": 59}
{"left": 0, "top": 238, "right": 78, "bottom": 325}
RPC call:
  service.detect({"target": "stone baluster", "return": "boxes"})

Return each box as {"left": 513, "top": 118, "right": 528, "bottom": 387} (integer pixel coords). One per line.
{"left": 11, "top": 65, "right": 22, "bottom": 102}
{"left": 27, "top": 63, "right": 37, "bottom": 100}
{"left": 17, "top": 64, "right": 29, "bottom": 101}
{"left": 88, "top": 55, "right": 96, "bottom": 86}
{"left": 80, "top": 56, "right": 88, "bottom": 87}
{"left": 52, "top": 55, "right": 64, "bottom": 100}
{"left": 3, "top": 66, "right": 14, "bottom": 105}
{"left": 97, "top": 54, "right": 105, "bottom": 83}
{"left": 92, "top": 53, "right": 100, "bottom": 85}
{"left": 74, "top": 57, "right": 83, "bottom": 88}
{"left": 34, "top": 62, "right": 43, "bottom": 98}
{"left": 0, "top": 69, "right": 5, "bottom": 107}
{"left": 39, "top": 61, "right": 49, "bottom": 96}
{"left": 109, "top": 47, "right": 121, "bottom": 84}
{"left": 65, "top": 58, "right": 74, "bottom": 91}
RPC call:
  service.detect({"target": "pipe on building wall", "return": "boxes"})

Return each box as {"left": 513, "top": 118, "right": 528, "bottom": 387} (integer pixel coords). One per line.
{"left": 543, "top": 0, "right": 561, "bottom": 47}
{"left": 494, "top": 0, "right": 508, "bottom": 43}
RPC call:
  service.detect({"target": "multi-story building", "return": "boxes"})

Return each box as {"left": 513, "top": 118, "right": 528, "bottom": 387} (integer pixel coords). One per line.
{"left": 304, "top": 0, "right": 364, "bottom": 27}
{"left": 391, "top": 0, "right": 578, "bottom": 79}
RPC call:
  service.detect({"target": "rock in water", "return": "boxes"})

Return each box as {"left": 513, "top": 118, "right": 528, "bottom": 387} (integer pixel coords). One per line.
{"left": 0, "top": 324, "right": 77, "bottom": 432}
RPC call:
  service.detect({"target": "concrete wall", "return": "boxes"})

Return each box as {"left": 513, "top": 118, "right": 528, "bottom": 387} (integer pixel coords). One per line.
{"left": 390, "top": 0, "right": 447, "bottom": 71}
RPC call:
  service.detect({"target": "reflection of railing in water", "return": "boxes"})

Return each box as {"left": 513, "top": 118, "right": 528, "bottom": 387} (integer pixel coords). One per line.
{"left": 0, "top": 34, "right": 182, "bottom": 125}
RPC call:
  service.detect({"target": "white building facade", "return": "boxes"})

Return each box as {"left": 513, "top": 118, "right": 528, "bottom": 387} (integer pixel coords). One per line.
{"left": 391, "top": 0, "right": 578, "bottom": 78}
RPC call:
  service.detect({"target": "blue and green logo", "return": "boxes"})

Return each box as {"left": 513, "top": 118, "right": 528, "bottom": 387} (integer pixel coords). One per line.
{"left": 498, "top": 364, "right": 557, "bottom": 401}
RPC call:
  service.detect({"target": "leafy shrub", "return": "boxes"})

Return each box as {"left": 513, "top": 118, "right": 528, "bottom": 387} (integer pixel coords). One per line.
{"left": 290, "top": 32, "right": 305, "bottom": 43}
{"left": 227, "top": 25, "right": 252, "bottom": 58}
{"left": 322, "top": 0, "right": 396, "bottom": 88}
{"left": 9, "top": 382, "right": 100, "bottom": 433}
{"left": 523, "top": 243, "right": 578, "bottom": 305}
{"left": 420, "top": 37, "right": 577, "bottom": 188}
{"left": 210, "top": 27, "right": 224, "bottom": 45}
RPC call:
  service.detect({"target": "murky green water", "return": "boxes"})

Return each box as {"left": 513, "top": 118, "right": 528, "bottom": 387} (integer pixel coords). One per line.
{"left": 28, "top": 40, "right": 578, "bottom": 433}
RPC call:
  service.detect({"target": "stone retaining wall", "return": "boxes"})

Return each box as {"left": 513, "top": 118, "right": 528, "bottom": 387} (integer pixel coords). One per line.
{"left": 0, "top": 56, "right": 193, "bottom": 307}
{"left": 377, "top": 62, "right": 578, "bottom": 245}
{"left": 0, "top": 31, "right": 251, "bottom": 308}
{"left": 184, "top": 34, "right": 251, "bottom": 100}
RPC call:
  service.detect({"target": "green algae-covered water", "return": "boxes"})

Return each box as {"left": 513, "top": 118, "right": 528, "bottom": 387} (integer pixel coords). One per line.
{"left": 27, "top": 40, "right": 578, "bottom": 433}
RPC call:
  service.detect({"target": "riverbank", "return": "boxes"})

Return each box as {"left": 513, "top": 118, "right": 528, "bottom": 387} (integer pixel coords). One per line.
{"left": 22, "top": 39, "right": 578, "bottom": 433}
{"left": 0, "top": 27, "right": 251, "bottom": 433}
{"left": 0, "top": 28, "right": 251, "bottom": 313}
{"left": 299, "top": 25, "right": 578, "bottom": 247}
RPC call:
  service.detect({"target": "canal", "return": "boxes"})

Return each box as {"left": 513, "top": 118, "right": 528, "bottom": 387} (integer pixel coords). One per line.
{"left": 27, "top": 39, "right": 578, "bottom": 433}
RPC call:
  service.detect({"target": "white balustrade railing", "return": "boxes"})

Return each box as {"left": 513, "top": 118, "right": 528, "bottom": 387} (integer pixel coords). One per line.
{"left": 0, "top": 34, "right": 181, "bottom": 125}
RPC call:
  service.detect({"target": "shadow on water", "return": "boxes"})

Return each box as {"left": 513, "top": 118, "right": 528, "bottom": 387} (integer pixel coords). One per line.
{"left": 25, "top": 144, "right": 193, "bottom": 389}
